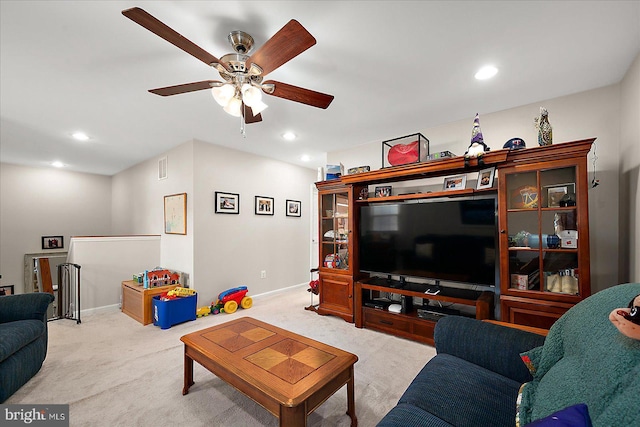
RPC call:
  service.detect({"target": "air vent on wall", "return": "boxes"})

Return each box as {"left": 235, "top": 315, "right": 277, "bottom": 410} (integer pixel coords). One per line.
{"left": 158, "top": 156, "right": 168, "bottom": 180}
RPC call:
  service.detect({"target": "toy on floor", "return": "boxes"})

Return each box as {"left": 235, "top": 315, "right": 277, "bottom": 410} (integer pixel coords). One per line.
{"left": 464, "top": 113, "right": 490, "bottom": 167}
{"left": 609, "top": 293, "right": 640, "bottom": 340}
{"left": 211, "top": 286, "right": 252, "bottom": 315}
{"left": 196, "top": 306, "right": 211, "bottom": 317}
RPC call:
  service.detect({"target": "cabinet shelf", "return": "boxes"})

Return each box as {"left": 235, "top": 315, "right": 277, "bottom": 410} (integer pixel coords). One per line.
{"left": 341, "top": 150, "right": 509, "bottom": 185}
{"left": 358, "top": 188, "right": 494, "bottom": 203}
{"left": 508, "top": 247, "right": 578, "bottom": 253}
{"left": 507, "top": 206, "right": 577, "bottom": 213}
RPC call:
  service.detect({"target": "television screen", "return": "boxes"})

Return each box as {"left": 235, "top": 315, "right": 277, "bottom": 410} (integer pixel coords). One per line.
{"left": 359, "top": 197, "right": 497, "bottom": 286}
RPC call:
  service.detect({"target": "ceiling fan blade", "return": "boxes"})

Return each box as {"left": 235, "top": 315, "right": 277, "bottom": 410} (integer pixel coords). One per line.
{"left": 242, "top": 103, "right": 263, "bottom": 124}
{"left": 122, "top": 7, "right": 219, "bottom": 66}
{"left": 149, "top": 80, "right": 219, "bottom": 96}
{"left": 263, "top": 80, "right": 334, "bottom": 109}
{"left": 247, "top": 20, "right": 316, "bottom": 77}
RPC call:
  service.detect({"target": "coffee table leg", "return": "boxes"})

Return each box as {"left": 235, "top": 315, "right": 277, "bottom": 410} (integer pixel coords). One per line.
{"left": 347, "top": 365, "right": 357, "bottom": 427}
{"left": 183, "top": 347, "right": 194, "bottom": 395}
{"left": 280, "top": 403, "right": 306, "bottom": 427}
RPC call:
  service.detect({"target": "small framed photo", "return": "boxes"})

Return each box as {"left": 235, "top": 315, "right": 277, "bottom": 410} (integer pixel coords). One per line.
{"left": 215, "top": 191, "right": 240, "bottom": 214}
{"left": 164, "top": 193, "right": 187, "bottom": 235}
{"left": 255, "top": 196, "right": 274, "bottom": 215}
{"left": 443, "top": 175, "right": 467, "bottom": 191}
{"left": 545, "top": 183, "right": 575, "bottom": 207}
{"left": 0, "top": 285, "right": 15, "bottom": 296}
{"left": 374, "top": 186, "right": 392, "bottom": 197}
{"left": 476, "top": 167, "right": 495, "bottom": 190}
{"left": 42, "top": 236, "right": 64, "bottom": 249}
{"left": 286, "top": 199, "right": 301, "bottom": 217}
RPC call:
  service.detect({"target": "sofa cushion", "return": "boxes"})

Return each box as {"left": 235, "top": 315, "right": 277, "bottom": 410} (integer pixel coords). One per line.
{"left": 518, "top": 283, "right": 640, "bottom": 426}
{"left": 397, "top": 353, "right": 522, "bottom": 427}
{"left": 377, "top": 402, "right": 454, "bottom": 427}
{"left": 0, "top": 320, "right": 45, "bottom": 363}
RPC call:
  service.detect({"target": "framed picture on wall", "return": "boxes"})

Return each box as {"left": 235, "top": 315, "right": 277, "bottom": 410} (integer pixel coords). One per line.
{"left": 0, "top": 285, "right": 15, "bottom": 296}
{"left": 255, "top": 196, "right": 274, "bottom": 215}
{"left": 286, "top": 200, "right": 301, "bottom": 217}
{"left": 164, "top": 193, "right": 187, "bottom": 235}
{"left": 215, "top": 191, "right": 240, "bottom": 214}
{"left": 42, "top": 236, "right": 64, "bottom": 249}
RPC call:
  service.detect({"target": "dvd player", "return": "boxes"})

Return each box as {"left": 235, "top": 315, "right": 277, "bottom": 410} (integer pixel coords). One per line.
{"left": 364, "top": 300, "right": 392, "bottom": 310}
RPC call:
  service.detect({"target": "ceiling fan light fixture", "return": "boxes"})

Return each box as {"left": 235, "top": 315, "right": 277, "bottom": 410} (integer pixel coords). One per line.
{"left": 211, "top": 83, "right": 235, "bottom": 106}
{"left": 241, "top": 84, "right": 263, "bottom": 107}
{"left": 251, "top": 100, "right": 269, "bottom": 115}
{"left": 223, "top": 96, "right": 243, "bottom": 117}
{"left": 247, "top": 63, "right": 263, "bottom": 76}
{"left": 261, "top": 83, "right": 275, "bottom": 94}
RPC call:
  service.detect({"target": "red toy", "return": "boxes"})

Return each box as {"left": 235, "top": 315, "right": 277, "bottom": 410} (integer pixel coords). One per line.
{"left": 211, "top": 286, "right": 252, "bottom": 314}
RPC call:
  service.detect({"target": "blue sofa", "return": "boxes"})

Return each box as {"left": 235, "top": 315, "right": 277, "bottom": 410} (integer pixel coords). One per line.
{"left": 0, "top": 292, "right": 54, "bottom": 402}
{"left": 378, "top": 283, "right": 640, "bottom": 427}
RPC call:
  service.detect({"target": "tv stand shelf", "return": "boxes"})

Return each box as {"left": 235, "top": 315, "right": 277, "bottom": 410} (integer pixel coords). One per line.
{"left": 355, "top": 278, "right": 494, "bottom": 345}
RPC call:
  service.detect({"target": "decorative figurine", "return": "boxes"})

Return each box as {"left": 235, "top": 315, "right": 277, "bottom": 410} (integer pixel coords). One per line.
{"left": 534, "top": 107, "right": 553, "bottom": 146}
{"left": 464, "top": 113, "right": 490, "bottom": 167}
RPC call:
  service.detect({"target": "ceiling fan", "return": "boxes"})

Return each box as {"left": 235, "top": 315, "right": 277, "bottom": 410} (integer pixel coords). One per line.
{"left": 122, "top": 7, "right": 334, "bottom": 126}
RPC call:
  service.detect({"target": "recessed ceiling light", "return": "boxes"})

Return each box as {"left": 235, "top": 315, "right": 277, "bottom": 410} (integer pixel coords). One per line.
{"left": 475, "top": 65, "right": 498, "bottom": 80}
{"left": 72, "top": 131, "right": 90, "bottom": 141}
{"left": 282, "top": 132, "right": 296, "bottom": 141}
{"left": 51, "top": 161, "right": 65, "bottom": 168}
{"left": 301, "top": 154, "right": 311, "bottom": 162}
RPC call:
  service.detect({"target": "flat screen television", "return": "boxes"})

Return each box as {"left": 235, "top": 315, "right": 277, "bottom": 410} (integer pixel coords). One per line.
{"left": 359, "top": 197, "right": 497, "bottom": 286}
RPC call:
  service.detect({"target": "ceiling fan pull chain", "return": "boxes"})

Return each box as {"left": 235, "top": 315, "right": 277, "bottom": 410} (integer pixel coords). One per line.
{"left": 240, "top": 113, "right": 246, "bottom": 138}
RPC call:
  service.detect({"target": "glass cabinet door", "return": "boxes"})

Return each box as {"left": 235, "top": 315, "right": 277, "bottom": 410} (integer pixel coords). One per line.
{"left": 320, "top": 192, "right": 350, "bottom": 271}
{"left": 505, "top": 166, "right": 580, "bottom": 296}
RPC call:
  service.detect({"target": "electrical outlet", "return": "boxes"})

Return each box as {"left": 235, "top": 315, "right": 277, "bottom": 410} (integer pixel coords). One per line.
{"left": 260, "top": 270, "right": 267, "bottom": 279}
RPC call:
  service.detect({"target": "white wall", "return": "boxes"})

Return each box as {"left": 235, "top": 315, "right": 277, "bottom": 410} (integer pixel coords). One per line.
{"left": 328, "top": 84, "right": 622, "bottom": 293}
{"left": 67, "top": 235, "right": 160, "bottom": 310}
{"left": 619, "top": 52, "right": 640, "bottom": 282}
{"left": 111, "top": 139, "right": 316, "bottom": 304}
{"left": 0, "top": 164, "right": 111, "bottom": 292}
{"left": 111, "top": 141, "right": 195, "bottom": 285}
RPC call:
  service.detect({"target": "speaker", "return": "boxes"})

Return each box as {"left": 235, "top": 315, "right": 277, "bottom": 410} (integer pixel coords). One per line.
{"left": 401, "top": 295, "right": 413, "bottom": 314}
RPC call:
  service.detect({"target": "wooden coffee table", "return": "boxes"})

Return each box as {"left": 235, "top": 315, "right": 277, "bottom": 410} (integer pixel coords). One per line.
{"left": 181, "top": 317, "right": 358, "bottom": 426}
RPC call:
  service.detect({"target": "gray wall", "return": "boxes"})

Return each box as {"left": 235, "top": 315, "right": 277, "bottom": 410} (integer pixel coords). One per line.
{"left": 328, "top": 78, "right": 638, "bottom": 292}
{"left": 619, "top": 53, "right": 640, "bottom": 282}
{"left": 0, "top": 163, "right": 112, "bottom": 292}
{"left": 111, "top": 139, "right": 316, "bottom": 304}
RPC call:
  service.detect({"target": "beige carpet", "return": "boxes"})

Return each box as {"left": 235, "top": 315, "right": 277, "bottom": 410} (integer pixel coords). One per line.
{"left": 7, "top": 285, "right": 436, "bottom": 426}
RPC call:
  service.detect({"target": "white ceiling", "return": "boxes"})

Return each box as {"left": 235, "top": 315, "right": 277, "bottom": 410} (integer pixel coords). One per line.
{"left": 1, "top": 1, "right": 639, "bottom": 176}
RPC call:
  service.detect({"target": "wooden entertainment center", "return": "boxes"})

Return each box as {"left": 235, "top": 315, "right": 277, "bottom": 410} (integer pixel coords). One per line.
{"left": 315, "top": 139, "right": 595, "bottom": 343}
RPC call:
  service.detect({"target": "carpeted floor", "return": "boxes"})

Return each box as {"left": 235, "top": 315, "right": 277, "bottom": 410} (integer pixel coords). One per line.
{"left": 6, "top": 285, "right": 436, "bottom": 426}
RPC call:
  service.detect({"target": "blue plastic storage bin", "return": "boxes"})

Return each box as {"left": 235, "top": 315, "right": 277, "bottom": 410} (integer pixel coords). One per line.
{"left": 152, "top": 294, "right": 197, "bottom": 329}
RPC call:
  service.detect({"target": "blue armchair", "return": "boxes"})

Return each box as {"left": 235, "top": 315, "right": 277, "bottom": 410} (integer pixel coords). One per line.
{"left": 0, "top": 292, "right": 54, "bottom": 402}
